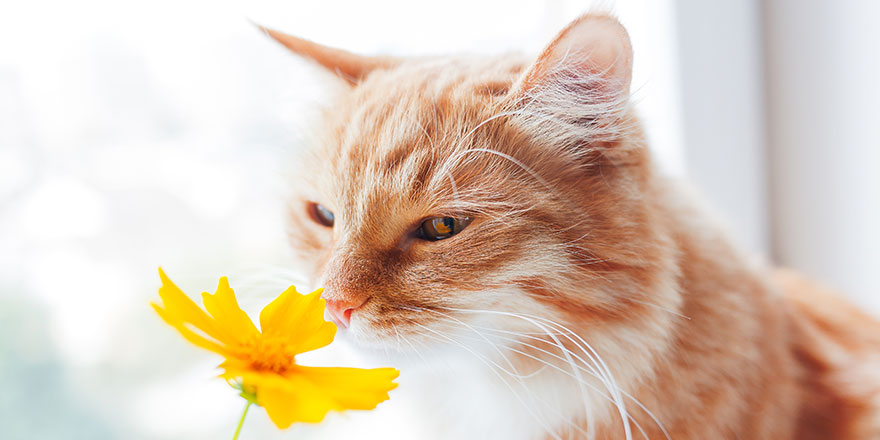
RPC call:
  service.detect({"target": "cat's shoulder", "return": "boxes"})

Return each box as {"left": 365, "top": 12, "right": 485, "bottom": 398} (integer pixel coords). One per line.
{"left": 775, "top": 269, "right": 880, "bottom": 439}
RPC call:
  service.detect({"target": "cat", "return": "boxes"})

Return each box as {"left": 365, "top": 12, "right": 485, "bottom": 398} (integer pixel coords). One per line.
{"left": 263, "top": 12, "right": 880, "bottom": 440}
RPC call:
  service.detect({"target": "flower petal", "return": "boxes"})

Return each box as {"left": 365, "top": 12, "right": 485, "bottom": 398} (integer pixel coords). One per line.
{"left": 200, "top": 276, "right": 259, "bottom": 344}
{"left": 156, "top": 268, "right": 230, "bottom": 344}
{"left": 259, "top": 287, "right": 336, "bottom": 353}
{"left": 221, "top": 369, "right": 341, "bottom": 428}
{"left": 291, "top": 365, "right": 399, "bottom": 410}
{"left": 259, "top": 376, "right": 340, "bottom": 427}
{"left": 291, "top": 319, "right": 337, "bottom": 354}
{"left": 152, "top": 303, "right": 230, "bottom": 356}
{"left": 220, "top": 364, "right": 398, "bottom": 428}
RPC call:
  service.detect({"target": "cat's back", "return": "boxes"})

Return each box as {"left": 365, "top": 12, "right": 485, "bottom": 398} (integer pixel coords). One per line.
{"left": 776, "top": 269, "right": 880, "bottom": 439}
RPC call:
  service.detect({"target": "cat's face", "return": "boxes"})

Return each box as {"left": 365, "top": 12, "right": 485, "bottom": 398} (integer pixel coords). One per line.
{"left": 287, "top": 57, "right": 571, "bottom": 348}
{"left": 279, "top": 15, "right": 678, "bottom": 353}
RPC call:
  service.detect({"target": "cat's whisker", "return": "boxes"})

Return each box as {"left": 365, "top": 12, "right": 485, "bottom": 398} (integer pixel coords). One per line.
{"left": 393, "top": 303, "right": 425, "bottom": 313}
{"left": 430, "top": 318, "right": 592, "bottom": 439}
{"left": 411, "top": 325, "right": 566, "bottom": 440}
{"left": 390, "top": 322, "right": 404, "bottom": 354}
{"left": 397, "top": 325, "right": 431, "bottom": 367}
{"left": 452, "top": 110, "right": 525, "bottom": 150}
{"left": 384, "top": 301, "right": 667, "bottom": 439}
{"left": 497, "top": 336, "right": 652, "bottom": 440}
{"left": 522, "top": 313, "right": 634, "bottom": 440}
{"left": 449, "top": 321, "right": 666, "bottom": 440}
{"left": 435, "top": 307, "right": 601, "bottom": 439}
{"left": 428, "top": 311, "right": 658, "bottom": 440}
{"left": 426, "top": 311, "right": 544, "bottom": 380}
{"left": 435, "top": 306, "right": 642, "bottom": 440}
{"left": 489, "top": 333, "right": 650, "bottom": 440}
{"left": 412, "top": 321, "right": 525, "bottom": 379}
{"left": 459, "top": 147, "right": 556, "bottom": 193}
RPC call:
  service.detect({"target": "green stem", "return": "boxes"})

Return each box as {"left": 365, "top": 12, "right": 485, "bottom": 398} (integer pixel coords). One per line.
{"left": 232, "top": 401, "right": 252, "bottom": 440}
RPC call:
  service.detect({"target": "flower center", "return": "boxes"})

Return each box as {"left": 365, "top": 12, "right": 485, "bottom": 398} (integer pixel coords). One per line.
{"left": 238, "top": 336, "right": 297, "bottom": 373}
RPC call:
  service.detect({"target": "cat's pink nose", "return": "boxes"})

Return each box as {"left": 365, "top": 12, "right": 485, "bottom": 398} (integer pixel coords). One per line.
{"left": 323, "top": 296, "right": 367, "bottom": 328}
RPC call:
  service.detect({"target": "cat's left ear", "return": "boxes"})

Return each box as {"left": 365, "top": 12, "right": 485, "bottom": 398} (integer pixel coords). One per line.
{"left": 258, "top": 25, "right": 398, "bottom": 85}
{"left": 508, "top": 13, "right": 633, "bottom": 100}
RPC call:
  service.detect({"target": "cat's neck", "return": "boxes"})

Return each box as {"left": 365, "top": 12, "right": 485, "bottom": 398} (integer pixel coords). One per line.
{"left": 574, "top": 180, "right": 802, "bottom": 439}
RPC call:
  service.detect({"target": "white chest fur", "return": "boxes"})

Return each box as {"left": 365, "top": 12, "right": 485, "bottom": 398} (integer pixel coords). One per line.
{"left": 300, "top": 340, "right": 599, "bottom": 440}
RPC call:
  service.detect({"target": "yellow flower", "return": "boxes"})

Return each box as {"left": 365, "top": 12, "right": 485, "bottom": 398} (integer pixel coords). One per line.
{"left": 151, "top": 268, "right": 399, "bottom": 429}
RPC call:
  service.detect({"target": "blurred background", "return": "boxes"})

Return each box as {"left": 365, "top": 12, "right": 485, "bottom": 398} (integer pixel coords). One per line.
{"left": 1, "top": 0, "right": 877, "bottom": 438}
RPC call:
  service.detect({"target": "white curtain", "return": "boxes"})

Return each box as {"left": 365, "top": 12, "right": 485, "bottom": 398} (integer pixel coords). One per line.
{"left": 764, "top": 0, "right": 880, "bottom": 314}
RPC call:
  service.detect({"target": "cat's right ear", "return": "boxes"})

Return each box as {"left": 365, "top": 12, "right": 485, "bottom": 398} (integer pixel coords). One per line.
{"left": 503, "top": 14, "right": 634, "bottom": 150}
{"left": 257, "top": 25, "right": 398, "bottom": 86}
{"left": 507, "top": 13, "right": 633, "bottom": 102}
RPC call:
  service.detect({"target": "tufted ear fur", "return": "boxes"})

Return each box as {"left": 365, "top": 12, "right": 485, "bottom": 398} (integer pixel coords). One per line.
{"left": 257, "top": 25, "right": 399, "bottom": 85}
{"left": 510, "top": 13, "right": 632, "bottom": 98}
{"left": 505, "top": 14, "right": 634, "bottom": 153}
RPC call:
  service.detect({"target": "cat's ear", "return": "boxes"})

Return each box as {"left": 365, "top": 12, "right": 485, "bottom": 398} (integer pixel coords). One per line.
{"left": 509, "top": 13, "right": 633, "bottom": 100}
{"left": 504, "top": 14, "right": 634, "bottom": 150}
{"left": 258, "top": 25, "right": 398, "bottom": 85}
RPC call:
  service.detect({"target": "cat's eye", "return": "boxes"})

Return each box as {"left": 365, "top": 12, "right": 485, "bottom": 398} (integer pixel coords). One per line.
{"left": 308, "top": 203, "right": 335, "bottom": 227}
{"left": 417, "top": 217, "right": 472, "bottom": 241}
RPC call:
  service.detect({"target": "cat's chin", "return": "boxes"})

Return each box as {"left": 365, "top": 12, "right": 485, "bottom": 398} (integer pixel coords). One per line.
{"left": 334, "top": 319, "right": 408, "bottom": 351}
{"left": 329, "top": 326, "right": 423, "bottom": 369}
{"left": 335, "top": 318, "right": 451, "bottom": 360}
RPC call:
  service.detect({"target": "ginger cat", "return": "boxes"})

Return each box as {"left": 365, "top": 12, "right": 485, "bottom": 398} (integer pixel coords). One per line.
{"left": 264, "top": 13, "right": 880, "bottom": 439}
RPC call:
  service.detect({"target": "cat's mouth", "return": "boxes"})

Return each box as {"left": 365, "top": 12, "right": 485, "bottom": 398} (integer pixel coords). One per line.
{"left": 334, "top": 300, "right": 447, "bottom": 350}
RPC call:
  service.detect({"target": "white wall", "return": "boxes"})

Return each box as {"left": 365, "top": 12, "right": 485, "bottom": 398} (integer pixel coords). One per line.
{"left": 248, "top": 0, "right": 688, "bottom": 176}
{"left": 764, "top": 0, "right": 880, "bottom": 315}
{"left": 1, "top": 2, "right": 877, "bottom": 438}
{"left": 0, "top": 2, "right": 692, "bottom": 438}
{"left": 674, "top": 0, "right": 769, "bottom": 255}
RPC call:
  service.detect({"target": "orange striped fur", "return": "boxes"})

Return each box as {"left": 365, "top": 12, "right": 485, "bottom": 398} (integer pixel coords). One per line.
{"left": 270, "top": 13, "right": 880, "bottom": 439}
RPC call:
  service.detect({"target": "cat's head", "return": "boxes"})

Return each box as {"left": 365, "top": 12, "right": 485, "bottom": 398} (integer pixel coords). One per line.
{"left": 273, "top": 14, "right": 679, "bottom": 354}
